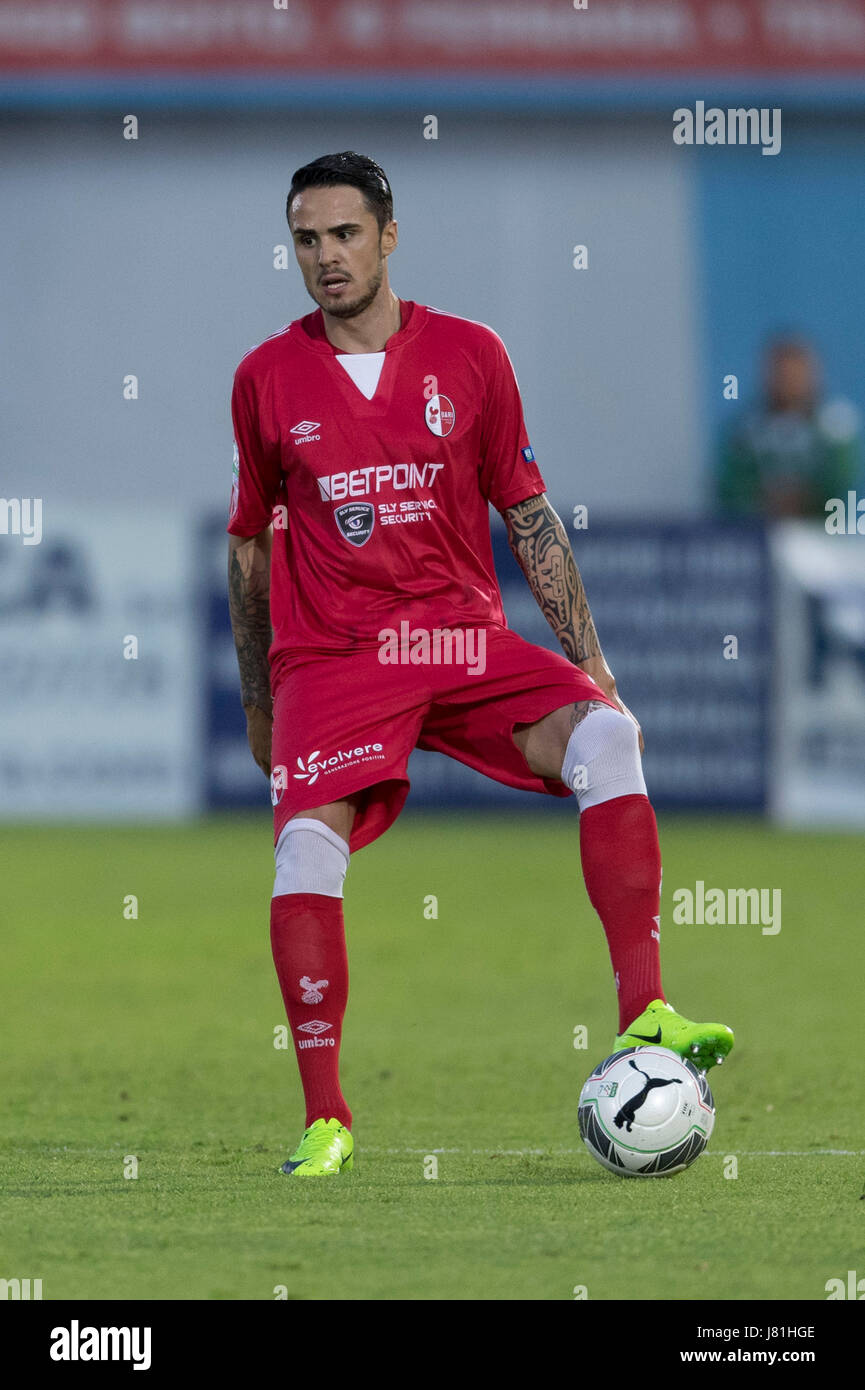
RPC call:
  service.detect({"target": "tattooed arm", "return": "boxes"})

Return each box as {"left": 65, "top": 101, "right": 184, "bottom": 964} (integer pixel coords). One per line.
{"left": 503, "top": 492, "right": 643, "bottom": 749}
{"left": 228, "top": 527, "right": 274, "bottom": 777}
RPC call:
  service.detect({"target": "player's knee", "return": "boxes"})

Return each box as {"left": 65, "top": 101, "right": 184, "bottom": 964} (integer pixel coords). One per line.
{"left": 273, "top": 818, "right": 350, "bottom": 899}
{"left": 561, "top": 705, "right": 646, "bottom": 811}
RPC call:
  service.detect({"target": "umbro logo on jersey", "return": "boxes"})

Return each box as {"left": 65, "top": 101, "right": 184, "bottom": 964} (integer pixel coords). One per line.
{"left": 425, "top": 394, "right": 455, "bottom": 437}
{"left": 291, "top": 420, "right": 321, "bottom": 444}
{"left": 297, "top": 1020, "right": 332, "bottom": 1035}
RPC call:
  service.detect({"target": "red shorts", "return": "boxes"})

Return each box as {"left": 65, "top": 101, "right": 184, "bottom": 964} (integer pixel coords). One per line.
{"left": 270, "top": 626, "right": 615, "bottom": 854}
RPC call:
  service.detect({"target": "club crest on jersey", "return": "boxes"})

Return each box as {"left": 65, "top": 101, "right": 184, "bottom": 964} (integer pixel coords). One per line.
{"left": 425, "top": 394, "right": 455, "bottom": 437}
{"left": 270, "top": 765, "right": 286, "bottom": 806}
{"left": 334, "top": 502, "right": 375, "bottom": 547}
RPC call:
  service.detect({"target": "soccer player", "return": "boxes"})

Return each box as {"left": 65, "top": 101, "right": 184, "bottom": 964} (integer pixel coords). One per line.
{"left": 227, "top": 152, "right": 733, "bottom": 1177}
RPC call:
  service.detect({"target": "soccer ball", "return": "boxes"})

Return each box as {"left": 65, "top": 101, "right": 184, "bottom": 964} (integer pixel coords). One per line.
{"left": 578, "top": 1046, "right": 714, "bottom": 1177}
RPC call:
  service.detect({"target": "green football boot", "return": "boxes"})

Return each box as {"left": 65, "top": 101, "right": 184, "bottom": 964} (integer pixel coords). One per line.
{"left": 615, "top": 998, "right": 734, "bottom": 1071}
{"left": 280, "top": 1117, "right": 354, "bottom": 1176}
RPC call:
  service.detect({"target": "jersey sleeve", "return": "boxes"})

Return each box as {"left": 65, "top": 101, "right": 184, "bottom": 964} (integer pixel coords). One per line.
{"left": 227, "top": 361, "right": 283, "bottom": 536}
{"left": 477, "top": 329, "right": 546, "bottom": 512}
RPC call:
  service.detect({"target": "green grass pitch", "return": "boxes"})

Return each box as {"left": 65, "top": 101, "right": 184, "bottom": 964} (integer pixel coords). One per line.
{"left": 1, "top": 811, "right": 861, "bottom": 1301}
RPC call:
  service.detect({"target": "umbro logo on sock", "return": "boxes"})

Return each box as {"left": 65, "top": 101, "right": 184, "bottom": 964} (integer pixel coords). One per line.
{"left": 296, "top": 1020, "right": 335, "bottom": 1050}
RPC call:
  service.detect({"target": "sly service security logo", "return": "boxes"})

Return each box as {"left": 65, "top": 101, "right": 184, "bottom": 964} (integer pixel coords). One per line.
{"left": 334, "top": 502, "right": 374, "bottom": 546}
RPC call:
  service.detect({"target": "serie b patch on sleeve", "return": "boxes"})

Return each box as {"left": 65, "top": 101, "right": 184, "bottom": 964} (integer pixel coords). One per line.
{"left": 229, "top": 441, "right": 240, "bottom": 519}
{"left": 521, "top": 445, "right": 535, "bottom": 463}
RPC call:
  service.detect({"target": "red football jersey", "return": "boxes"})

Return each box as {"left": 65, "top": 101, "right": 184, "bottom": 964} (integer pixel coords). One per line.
{"left": 227, "top": 298, "right": 546, "bottom": 687}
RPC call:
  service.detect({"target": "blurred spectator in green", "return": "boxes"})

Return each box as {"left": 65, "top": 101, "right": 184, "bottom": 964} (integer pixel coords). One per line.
{"left": 717, "top": 334, "right": 860, "bottom": 517}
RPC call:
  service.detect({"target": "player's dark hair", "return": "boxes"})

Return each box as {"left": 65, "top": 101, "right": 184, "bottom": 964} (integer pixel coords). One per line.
{"left": 286, "top": 152, "right": 394, "bottom": 235}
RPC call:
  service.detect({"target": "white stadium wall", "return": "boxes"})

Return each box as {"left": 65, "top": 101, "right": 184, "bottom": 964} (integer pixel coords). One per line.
{"left": 1, "top": 113, "right": 704, "bottom": 519}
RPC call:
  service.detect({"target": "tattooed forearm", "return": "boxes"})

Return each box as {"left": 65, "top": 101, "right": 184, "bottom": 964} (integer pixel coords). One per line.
{"left": 503, "top": 493, "right": 601, "bottom": 666}
{"left": 228, "top": 530, "right": 273, "bottom": 715}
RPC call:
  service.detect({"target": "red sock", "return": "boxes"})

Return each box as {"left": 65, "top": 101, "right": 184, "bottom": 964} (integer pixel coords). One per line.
{"left": 579, "top": 793, "right": 665, "bottom": 1034}
{"left": 270, "top": 892, "right": 352, "bottom": 1130}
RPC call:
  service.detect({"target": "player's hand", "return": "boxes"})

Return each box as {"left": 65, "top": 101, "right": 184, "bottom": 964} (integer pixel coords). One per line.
{"left": 577, "top": 656, "right": 645, "bottom": 754}
{"left": 244, "top": 704, "right": 273, "bottom": 778}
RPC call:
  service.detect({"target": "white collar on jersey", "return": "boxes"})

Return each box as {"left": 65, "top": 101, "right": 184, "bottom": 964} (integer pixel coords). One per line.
{"left": 335, "top": 351, "right": 385, "bottom": 401}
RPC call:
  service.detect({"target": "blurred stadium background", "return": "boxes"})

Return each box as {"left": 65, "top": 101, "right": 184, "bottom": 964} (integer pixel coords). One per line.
{"left": 2, "top": 0, "right": 865, "bottom": 828}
